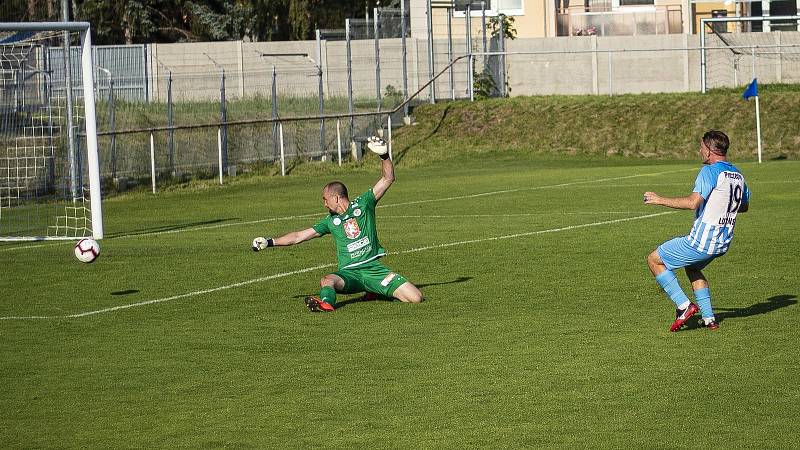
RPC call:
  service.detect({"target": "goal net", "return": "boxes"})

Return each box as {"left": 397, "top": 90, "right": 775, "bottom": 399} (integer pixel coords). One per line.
{"left": 0, "top": 22, "right": 102, "bottom": 241}
{"left": 701, "top": 15, "right": 800, "bottom": 91}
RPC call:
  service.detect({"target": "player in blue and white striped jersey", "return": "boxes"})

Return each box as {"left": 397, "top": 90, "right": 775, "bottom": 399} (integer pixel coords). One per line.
{"left": 644, "top": 130, "right": 751, "bottom": 332}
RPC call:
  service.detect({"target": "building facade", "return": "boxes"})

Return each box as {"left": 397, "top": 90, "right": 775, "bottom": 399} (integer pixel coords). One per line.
{"left": 409, "top": 0, "right": 800, "bottom": 38}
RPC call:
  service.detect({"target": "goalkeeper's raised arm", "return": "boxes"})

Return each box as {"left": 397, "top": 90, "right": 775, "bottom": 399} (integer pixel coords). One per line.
{"left": 367, "top": 136, "right": 394, "bottom": 202}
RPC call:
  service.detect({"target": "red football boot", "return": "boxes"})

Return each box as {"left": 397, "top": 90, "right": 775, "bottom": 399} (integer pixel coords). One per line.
{"left": 670, "top": 303, "right": 699, "bottom": 332}
{"left": 304, "top": 296, "right": 335, "bottom": 312}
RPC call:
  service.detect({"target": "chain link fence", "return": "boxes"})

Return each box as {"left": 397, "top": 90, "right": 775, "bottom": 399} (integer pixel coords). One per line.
{"left": 7, "top": 14, "right": 800, "bottom": 193}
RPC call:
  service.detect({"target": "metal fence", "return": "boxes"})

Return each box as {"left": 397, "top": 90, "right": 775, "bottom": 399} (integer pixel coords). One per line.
{"left": 17, "top": 20, "right": 800, "bottom": 192}
{"left": 48, "top": 44, "right": 147, "bottom": 102}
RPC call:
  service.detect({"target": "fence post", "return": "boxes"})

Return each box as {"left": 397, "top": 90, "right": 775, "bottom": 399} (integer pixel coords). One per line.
{"left": 700, "top": 19, "right": 707, "bottom": 93}
{"left": 316, "top": 29, "right": 326, "bottom": 158}
{"left": 62, "top": 5, "right": 78, "bottom": 201}
{"left": 482, "top": 2, "right": 487, "bottom": 56}
{"left": 219, "top": 68, "right": 228, "bottom": 173}
{"left": 447, "top": 8, "right": 455, "bottom": 100}
{"left": 374, "top": 7, "right": 382, "bottom": 112}
{"left": 167, "top": 70, "right": 174, "bottom": 176}
{"left": 498, "top": 15, "right": 507, "bottom": 97}
{"left": 150, "top": 131, "right": 156, "bottom": 194}
{"left": 608, "top": 50, "right": 613, "bottom": 96}
{"left": 469, "top": 55, "right": 475, "bottom": 101}
{"left": 271, "top": 66, "right": 279, "bottom": 161}
{"left": 387, "top": 115, "right": 393, "bottom": 160}
{"left": 775, "top": 31, "right": 782, "bottom": 83}
{"left": 217, "top": 127, "right": 223, "bottom": 184}
{"left": 337, "top": 119, "right": 342, "bottom": 166}
{"left": 591, "top": 35, "right": 599, "bottom": 95}
{"left": 401, "top": 0, "right": 409, "bottom": 119}
{"left": 279, "top": 122, "right": 286, "bottom": 177}
{"left": 426, "top": 0, "right": 435, "bottom": 103}
{"left": 466, "top": 4, "right": 473, "bottom": 100}
{"left": 346, "top": 19, "right": 355, "bottom": 141}
{"left": 108, "top": 75, "right": 117, "bottom": 181}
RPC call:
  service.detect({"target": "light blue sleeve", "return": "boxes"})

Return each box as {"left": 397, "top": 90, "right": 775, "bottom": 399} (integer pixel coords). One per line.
{"left": 743, "top": 182, "right": 752, "bottom": 204}
{"left": 692, "top": 166, "right": 715, "bottom": 200}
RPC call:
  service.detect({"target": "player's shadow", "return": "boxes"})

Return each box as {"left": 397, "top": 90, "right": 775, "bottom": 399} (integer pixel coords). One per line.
{"left": 111, "top": 289, "right": 139, "bottom": 296}
{"left": 683, "top": 294, "right": 796, "bottom": 330}
{"left": 106, "top": 218, "right": 238, "bottom": 238}
{"left": 295, "top": 276, "right": 473, "bottom": 310}
{"left": 715, "top": 294, "right": 796, "bottom": 322}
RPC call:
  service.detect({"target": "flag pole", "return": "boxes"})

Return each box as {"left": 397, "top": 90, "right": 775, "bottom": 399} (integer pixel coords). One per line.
{"left": 755, "top": 94, "right": 762, "bottom": 163}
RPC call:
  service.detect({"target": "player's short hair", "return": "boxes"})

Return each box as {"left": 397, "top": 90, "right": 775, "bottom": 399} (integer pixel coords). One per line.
{"left": 703, "top": 130, "right": 729, "bottom": 155}
{"left": 324, "top": 181, "right": 348, "bottom": 199}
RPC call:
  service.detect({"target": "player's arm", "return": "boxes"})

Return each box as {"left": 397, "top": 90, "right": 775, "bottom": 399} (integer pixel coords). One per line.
{"left": 367, "top": 136, "right": 395, "bottom": 202}
{"left": 372, "top": 156, "right": 395, "bottom": 201}
{"left": 252, "top": 227, "right": 320, "bottom": 251}
{"left": 643, "top": 191, "right": 703, "bottom": 210}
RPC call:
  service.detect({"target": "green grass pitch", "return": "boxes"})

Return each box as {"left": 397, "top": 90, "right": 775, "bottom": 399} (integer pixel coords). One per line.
{"left": 1, "top": 158, "right": 799, "bottom": 447}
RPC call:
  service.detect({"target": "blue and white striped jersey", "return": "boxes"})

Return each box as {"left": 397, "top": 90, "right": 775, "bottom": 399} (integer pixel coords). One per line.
{"left": 686, "top": 161, "right": 751, "bottom": 255}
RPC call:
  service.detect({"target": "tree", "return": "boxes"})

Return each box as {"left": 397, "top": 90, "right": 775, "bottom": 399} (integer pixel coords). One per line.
{"left": 0, "top": 0, "right": 59, "bottom": 22}
{"left": 2, "top": 0, "right": 386, "bottom": 44}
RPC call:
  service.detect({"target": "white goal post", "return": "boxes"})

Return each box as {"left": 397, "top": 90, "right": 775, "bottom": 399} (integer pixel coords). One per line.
{"left": 0, "top": 22, "right": 102, "bottom": 241}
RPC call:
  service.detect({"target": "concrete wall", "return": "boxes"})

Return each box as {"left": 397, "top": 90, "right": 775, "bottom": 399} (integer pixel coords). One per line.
{"left": 144, "top": 32, "right": 800, "bottom": 103}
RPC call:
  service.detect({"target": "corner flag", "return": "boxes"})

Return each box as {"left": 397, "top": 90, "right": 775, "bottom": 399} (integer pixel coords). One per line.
{"left": 742, "top": 78, "right": 758, "bottom": 100}
{"left": 742, "top": 78, "right": 762, "bottom": 163}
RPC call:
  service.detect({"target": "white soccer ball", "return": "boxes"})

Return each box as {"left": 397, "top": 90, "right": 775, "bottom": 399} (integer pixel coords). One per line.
{"left": 74, "top": 238, "right": 100, "bottom": 263}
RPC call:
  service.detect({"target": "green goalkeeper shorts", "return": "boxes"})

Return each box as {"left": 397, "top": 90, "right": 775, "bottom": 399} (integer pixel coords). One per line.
{"left": 332, "top": 260, "right": 408, "bottom": 298}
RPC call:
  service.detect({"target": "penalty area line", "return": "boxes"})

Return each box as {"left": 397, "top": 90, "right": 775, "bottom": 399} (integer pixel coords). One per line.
{"left": 0, "top": 167, "right": 693, "bottom": 253}
{"left": 395, "top": 211, "right": 675, "bottom": 255}
{"left": 0, "top": 263, "right": 335, "bottom": 321}
{"left": 0, "top": 211, "right": 673, "bottom": 321}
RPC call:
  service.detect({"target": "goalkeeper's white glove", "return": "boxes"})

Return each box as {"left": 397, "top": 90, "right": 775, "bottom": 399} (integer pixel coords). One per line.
{"left": 252, "top": 237, "right": 274, "bottom": 252}
{"left": 366, "top": 136, "right": 390, "bottom": 159}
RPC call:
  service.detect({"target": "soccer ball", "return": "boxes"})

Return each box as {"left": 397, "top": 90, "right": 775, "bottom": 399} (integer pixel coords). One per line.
{"left": 74, "top": 238, "right": 100, "bottom": 263}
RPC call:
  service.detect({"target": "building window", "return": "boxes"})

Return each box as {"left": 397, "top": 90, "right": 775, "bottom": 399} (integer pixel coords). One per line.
{"left": 616, "top": 0, "right": 655, "bottom": 6}
{"left": 453, "top": 0, "right": 524, "bottom": 17}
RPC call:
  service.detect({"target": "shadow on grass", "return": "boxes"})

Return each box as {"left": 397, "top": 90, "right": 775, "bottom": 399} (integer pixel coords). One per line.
{"left": 106, "top": 218, "right": 239, "bottom": 238}
{"left": 293, "top": 276, "right": 473, "bottom": 310}
{"left": 715, "top": 294, "right": 796, "bottom": 323}
{"left": 683, "top": 294, "right": 796, "bottom": 330}
{"left": 111, "top": 289, "right": 140, "bottom": 296}
{"left": 393, "top": 104, "right": 452, "bottom": 166}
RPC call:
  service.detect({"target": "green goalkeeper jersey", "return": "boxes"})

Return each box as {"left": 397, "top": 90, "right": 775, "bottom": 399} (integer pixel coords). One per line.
{"left": 312, "top": 189, "right": 386, "bottom": 270}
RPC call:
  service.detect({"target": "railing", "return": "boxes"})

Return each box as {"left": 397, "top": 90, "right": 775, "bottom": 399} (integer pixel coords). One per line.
{"left": 557, "top": 5, "right": 682, "bottom": 37}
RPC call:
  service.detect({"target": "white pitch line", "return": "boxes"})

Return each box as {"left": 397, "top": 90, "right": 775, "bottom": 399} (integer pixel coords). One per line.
{"left": 0, "top": 263, "right": 335, "bottom": 320}
{"left": 379, "top": 212, "right": 649, "bottom": 219}
{"left": 0, "top": 211, "right": 673, "bottom": 320}
{"left": 375, "top": 168, "right": 696, "bottom": 209}
{"left": 0, "top": 168, "right": 686, "bottom": 253}
{"left": 395, "top": 211, "right": 674, "bottom": 255}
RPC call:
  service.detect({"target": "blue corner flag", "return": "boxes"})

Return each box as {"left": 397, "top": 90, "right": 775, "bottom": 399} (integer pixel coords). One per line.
{"left": 742, "top": 78, "right": 758, "bottom": 100}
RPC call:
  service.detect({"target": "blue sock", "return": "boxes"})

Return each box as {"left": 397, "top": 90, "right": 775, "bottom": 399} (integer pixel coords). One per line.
{"left": 694, "top": 287, "right": 713, "bottom": 319}
{"left": 655, "top": 270, "right": 690, "bottom": 309}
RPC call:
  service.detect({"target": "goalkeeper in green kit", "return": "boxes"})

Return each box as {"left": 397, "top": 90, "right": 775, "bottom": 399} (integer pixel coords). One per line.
{"left": 252, "top": 136, "right": 424, "bottom": 312}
